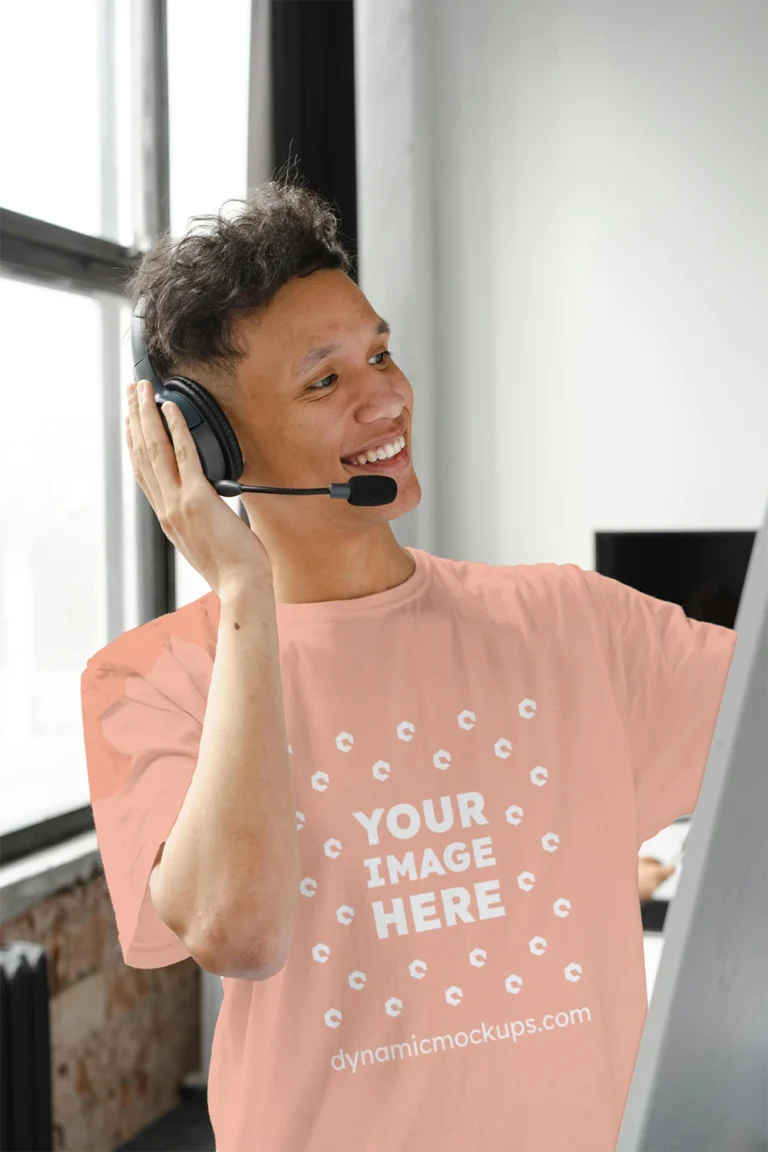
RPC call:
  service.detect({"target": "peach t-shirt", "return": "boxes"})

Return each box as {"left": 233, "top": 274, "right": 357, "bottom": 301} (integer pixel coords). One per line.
{"left": 80, "top": 547, "right": 736, "bottom": 1152}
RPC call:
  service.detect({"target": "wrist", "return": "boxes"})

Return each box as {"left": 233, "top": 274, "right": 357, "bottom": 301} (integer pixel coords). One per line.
{"left": 219, "top": 569, "right": 275, "bottom": 606}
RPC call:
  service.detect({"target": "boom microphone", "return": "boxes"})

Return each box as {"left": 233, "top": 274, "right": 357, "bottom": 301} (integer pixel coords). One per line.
{"left": 213, "top": 474, "right": 398, "bottom": 506}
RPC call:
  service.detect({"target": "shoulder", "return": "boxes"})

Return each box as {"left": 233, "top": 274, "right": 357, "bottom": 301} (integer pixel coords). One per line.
{"left": 423, "top": 549, "right": 590, "bottom": 619}
{"left": 81, "top": 594, "right": 216, "bottom": 804}
{"left": 82, "top": 591, "right": 219, "bottom": 683}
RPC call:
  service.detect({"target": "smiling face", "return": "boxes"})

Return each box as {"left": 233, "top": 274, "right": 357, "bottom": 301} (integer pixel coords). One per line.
{"left": 227, "top": 268, "right": 421, "bottom": 538}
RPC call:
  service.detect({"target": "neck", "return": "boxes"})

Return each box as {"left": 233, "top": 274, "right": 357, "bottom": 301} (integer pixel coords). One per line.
{"left": 240, "top": 511, "right": 415, "bottom": 604}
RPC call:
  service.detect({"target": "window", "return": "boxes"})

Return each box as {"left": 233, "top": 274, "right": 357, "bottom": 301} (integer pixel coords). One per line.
{"left": 0, "top": 0, "right": 144, "bottom": 853}
{"left": 167, "top": 0, "right": 252, "bottom": 239}
{"left": 0, "top": 0, "right": 135, "bottom": 246}
{"left": 0, "top": 282, "right": 103, "bottom": 834}
{"left": 0, "top": 0, "right": 253, "bottom": 859}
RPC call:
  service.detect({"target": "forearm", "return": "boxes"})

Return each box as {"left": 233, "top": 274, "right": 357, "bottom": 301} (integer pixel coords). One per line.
{"left": 152, "top": 577, "right": 300, "bottom": 975}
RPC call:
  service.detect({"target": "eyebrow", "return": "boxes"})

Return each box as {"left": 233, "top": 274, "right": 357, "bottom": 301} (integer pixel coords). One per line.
{"left": 292, "top": 318, "right": 391, "bottom": 377}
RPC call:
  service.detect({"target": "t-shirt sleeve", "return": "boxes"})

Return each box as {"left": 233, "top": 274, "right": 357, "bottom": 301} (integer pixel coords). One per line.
{"left": 565, "top": 565, "right": 738, "bottom": 848}
{"left": 80, "top": 642, "right": 204, "bottom": 969}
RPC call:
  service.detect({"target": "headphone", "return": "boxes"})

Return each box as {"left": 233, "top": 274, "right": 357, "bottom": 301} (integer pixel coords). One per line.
{"left": 131, "top": 296, "right": 249, "bottom": 496}
{"left": 130, "top": 296, "right": 396, "bottom": 506}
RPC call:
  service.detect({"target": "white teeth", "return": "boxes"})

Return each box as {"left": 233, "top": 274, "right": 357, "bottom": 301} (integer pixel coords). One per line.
{"left": 347, "top": 435, "right": 405, "bottom": 466}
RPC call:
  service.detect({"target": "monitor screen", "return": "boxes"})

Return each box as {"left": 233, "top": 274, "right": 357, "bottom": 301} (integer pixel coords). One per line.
{"left": 594, "top": 529, "right": 756, "bottom": 629}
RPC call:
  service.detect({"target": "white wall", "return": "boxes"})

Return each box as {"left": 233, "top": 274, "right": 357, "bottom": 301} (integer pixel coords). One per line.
{"left": 355, "top": 0, "right": 768, "bottom": 568}
{"left": 354, "top": 0, "right": 439, "bottom": 552}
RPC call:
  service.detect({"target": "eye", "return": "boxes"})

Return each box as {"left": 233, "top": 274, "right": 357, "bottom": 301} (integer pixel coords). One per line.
{"left": 308, "top": 349, "right": 392, "bottom": 392}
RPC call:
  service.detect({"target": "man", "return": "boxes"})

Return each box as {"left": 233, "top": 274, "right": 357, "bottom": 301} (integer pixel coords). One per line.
{"left": 80, "top": 178, "right": 736, "bottom": 1152}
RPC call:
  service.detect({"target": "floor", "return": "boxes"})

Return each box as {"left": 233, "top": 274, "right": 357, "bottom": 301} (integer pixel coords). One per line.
{"left": 117, "top": 1086, "right": 214, "bottom": 1152}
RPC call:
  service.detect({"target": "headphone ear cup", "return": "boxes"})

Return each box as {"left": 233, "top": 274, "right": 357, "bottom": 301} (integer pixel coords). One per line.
{"left": 158, "top": 376, "right": 244, "bottom": 485}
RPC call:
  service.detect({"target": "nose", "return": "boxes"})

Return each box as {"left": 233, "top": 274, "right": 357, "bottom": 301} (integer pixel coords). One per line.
{"left": 355, "top": 373, "right": 407, "bottom": 422}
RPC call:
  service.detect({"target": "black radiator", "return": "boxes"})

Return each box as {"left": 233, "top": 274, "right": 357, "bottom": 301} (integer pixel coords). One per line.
{"left": 0, "top": 942, "right": 53, "bottom": 1152}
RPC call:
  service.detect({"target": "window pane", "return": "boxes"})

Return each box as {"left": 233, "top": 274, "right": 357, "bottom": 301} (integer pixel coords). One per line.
{"left": 0, "top": 279, "right": 107, "bottom": 835}
{"left": 167, "top": 0, "right": 251, "bottom": 239}
{"left": 0, "top": 0, "right": 135, "bottom": 246}
{"left": 166, "top": 0, "right": 252, "bottom": 608}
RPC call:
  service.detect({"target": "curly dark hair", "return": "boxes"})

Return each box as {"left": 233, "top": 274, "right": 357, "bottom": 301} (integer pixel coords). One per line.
{"left": 125, "top": 166, "right": 353, "bottom": 395}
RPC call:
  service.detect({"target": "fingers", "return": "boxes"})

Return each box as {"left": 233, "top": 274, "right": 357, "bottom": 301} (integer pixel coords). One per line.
{"left": 125, "top": 381, "right": 161, "bottom": 513}
{"left": 138, "top": 380, "right": 183, "bottom": 494}
{"left": 126, "top": 380, "right": 208, "bottom": 510}
{"left": 157, "top": 395, "right": 206, "bottom": 488}
{"left": 126, "top": 380, "right": 175, "bottom": 517}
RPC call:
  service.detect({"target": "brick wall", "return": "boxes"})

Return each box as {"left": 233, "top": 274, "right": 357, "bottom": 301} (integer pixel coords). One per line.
{"left": 0, "top": 869, "right": 200, "bottom": 1152}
